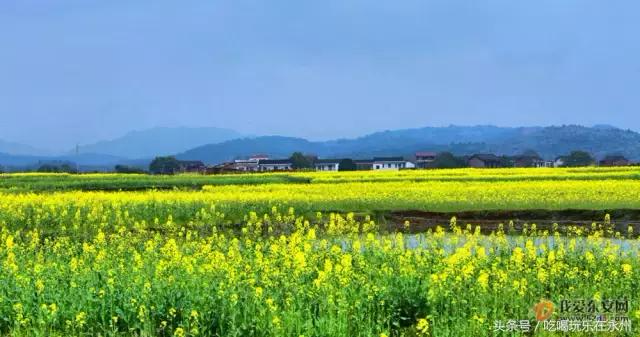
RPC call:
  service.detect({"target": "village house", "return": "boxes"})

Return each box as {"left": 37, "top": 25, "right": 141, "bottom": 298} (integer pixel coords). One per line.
{"left": 258, "top": 159, "right": 292, "bottom": 171}
{"left": 314, "top": 159, "right": 341, "bottom": 171}
{"left": 554, "top": 156, "right": 566, "bottom": 168}
{"left": 372, "top": 157, "right": 414, "bottom": 170}
{"left": 207, "top": 162, "right": 238, "bottom": 174}
{"left": 599, "top": 155, "right": 630, "bottom": 166}
{"left": 232, "top": 159, "right": 259, "bottom": 172}
{"left": 415, "top": 152, "right": 437, "bottom": 168}
{"left": 535, "top": 160, "right": 555, "bottom": 168}
{"left": 468, "top": 154, "right": 502, "bottom": 168}
{"left": 231, "top": 154, "right": 269, "bottom": 172}
{"left": 512, "top": 154, "right": 544, "bottom": 168}
{"left": 355, "top": 159, "right": 374, "bottom": 170}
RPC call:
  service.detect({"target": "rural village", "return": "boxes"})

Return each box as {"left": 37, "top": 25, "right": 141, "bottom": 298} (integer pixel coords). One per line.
{"left": 160, "top": 151, "right": 633, "bottom": 174}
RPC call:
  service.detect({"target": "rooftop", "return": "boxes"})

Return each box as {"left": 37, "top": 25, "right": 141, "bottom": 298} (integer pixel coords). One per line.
{"left": 314, "top": 159, "right": 342, "bottom": 164}
{"left": 416, "top": 152, "right": 437, "bottom": 157}
{"left": 259, "top": 159, "right": 292, "bottom": 165}
{"left": 373, "top": 157, "right": 405, "bottom": 162}
{"left": 601, "top": 155, "right": 628, "bottom": 161}
{"left": 470, "top": 154, "right": 500, "bottom": 161}
{"left": 178, "top": 160, "right": 205, "bottom": 166}
{"left": 512, "top": 154, "right": 542, "bottom": 161}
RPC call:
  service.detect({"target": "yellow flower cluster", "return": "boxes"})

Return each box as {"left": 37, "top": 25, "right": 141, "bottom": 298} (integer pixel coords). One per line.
{"left": 0, "top": 207, "right": 637, "bottom": 336}
{"left": 0, "top": 168, "right": 638, "bottom": 336}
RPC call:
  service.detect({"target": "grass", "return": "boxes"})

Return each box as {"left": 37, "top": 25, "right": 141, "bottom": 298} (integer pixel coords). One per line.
{"left": 0, "top": 172, "right": 310, "bottom": 192}
{"left": 2, "top": 166, "right": 640, "bottom": 192}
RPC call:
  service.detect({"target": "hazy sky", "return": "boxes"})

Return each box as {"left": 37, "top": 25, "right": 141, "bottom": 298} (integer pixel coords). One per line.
{"left": 1, "top": 0, "right": 639, "bottom": 150}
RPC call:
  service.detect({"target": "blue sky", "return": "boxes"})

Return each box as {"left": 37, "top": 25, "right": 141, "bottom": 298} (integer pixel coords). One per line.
{"left": 1, "top": 0, "right": 639, "bottom": 150}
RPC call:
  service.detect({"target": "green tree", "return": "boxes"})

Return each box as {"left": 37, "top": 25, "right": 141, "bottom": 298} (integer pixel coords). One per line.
{"left": 521, "top": 149, "right": 541, "bottom": 158}
{"left": 59, "top": 163, "right": 78, "bottom": 173}
{"left": 149, "top": 156, "right": 181, "bottom": 174}
{"left": 37, "top": 163, "right": 77, "bottom": 173}
{"left": 37, "top": 164, "right": 58, "bottom": 173}
{"left": 432, "top": 152, "right": 466, "bottom": 168}
{"left": 115, "top": 165, "right": 146, "bottom": 174}
{"left": 338, "top": 158, "right": 357, "bottom": 171}
{"left": 290, "top": 152, "right": 313, "bottom": 169}
{"left": 512, "top": 150, "right": 542, "bottom": 167}
{"left": 563, "top": 151, "right": 595, "bottom": 167}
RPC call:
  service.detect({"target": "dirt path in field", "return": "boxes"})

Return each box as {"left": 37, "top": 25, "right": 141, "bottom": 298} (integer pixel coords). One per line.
{"left": 383, "top": 209, "right": 640, "bottom": 234}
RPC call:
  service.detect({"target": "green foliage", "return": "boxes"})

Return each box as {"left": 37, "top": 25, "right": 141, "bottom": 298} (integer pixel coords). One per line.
{"left": 0, "top": 173, "right": 309, "bottom": 193}
{"left": 289, "top": 152, "right": 313, "bottom": 169}
{"left": 1, "top": 167, "right": 640, "bottom": 335}
{"left": 512, "top": 150, "right": 542, "bottom": 167}
{"left": 338, "top": 158, "right": 357, "bottom": 171}
{"left": 114, "top": 165, "right": 146, "bottom": 174}
{"left": 37, "top": 163, "right": 78, "bottom": 173}
{"left": 432, "top": 152, "right": 466, "bottom": 168}
{"left": 3, "top": 167, "right": 640, "bottom": 194}
{"left": 149, "top": 156, "right": 181, "bottom": 175}
{"left": 0, "top": 208, "right": 638, "bottom": 337}
{"left": 521, "top": 149, "right": 541, "bottom": 158}
{"left": 562, "top": 151, "right": 595, "bottom": 167}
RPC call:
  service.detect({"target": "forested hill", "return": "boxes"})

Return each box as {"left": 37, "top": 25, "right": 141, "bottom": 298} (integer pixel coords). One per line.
{"left": 178, "top": 125, "right": 640, "bottom": 164}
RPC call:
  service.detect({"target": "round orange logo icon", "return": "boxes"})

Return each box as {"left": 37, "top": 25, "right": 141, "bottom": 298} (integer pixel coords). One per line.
{"left": 533, "top": 300, "right": 554, "bottom": 321}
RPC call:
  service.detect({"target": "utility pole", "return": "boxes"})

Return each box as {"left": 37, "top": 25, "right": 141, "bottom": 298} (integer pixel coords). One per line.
{"left": 76, "top": 144, "right": 80, "bottom": 173}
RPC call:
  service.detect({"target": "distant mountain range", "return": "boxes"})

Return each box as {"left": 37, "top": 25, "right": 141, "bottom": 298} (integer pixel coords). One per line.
{"left": 178, "top": 125, "right": 640, "bottom": 164}
{"left": 177, "top": 125, "right": 525, "bottom": 164}
{"left": 0, "top": 152, "right": 128, "bottom": 170}
{"left": 0, "top": 126, "right": 240, "bottom": 170}
{"left": 75, "top": 126, "right": 242, "bottom": 159}
{"left": 2, "top": 124, "right": 640, "bottom": 170}
{"left": 0, "top": 139, "right": 48, "bottom": 156}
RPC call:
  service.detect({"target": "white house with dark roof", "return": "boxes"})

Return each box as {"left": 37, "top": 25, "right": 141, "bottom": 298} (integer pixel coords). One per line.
{"left": 258, "top": 159, "right": 292, "bottom": 171}
{"left": 314, "top": 159, "right": 341, "bottom": 171}
{"left": 372, "top": 157, "right": 414, "bottom": 170}
{"left": 232, "top": 154, "right": 270, "bottom": 171}
{"left": 233, "top": 159, "right": 260, "bottom": 171}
